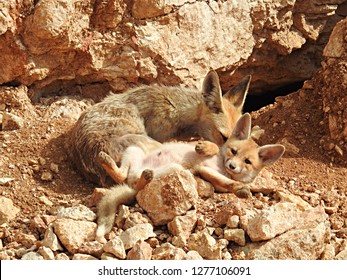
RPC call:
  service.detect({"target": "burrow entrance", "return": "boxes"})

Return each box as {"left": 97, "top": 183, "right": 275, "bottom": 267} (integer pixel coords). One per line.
{"left": 243, "top": 81, "right": 304, "bottom": 113}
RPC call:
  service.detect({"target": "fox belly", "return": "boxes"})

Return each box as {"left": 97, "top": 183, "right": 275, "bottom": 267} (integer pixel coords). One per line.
{"left": 139, "top": 142, "right": 227, "bottom": 177}
{"left": 141, "top": 143, "right": 193, "bottom": 169}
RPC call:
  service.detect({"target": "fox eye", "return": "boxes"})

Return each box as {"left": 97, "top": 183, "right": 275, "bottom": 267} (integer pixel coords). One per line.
{"left": 231, "top": 149, "right": 237, "bottom": 155}
{"left": 245, "top": 159, "right": 252, "bottom": 165}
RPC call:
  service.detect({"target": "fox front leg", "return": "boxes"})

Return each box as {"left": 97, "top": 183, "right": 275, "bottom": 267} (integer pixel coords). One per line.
{"left": 195, "top": 140, "right": 220, "bottom": 156}
{"left": 98, "top": 151, "right": 128, "bottom": 184}
{"left": 197, "top": 166, "right": 251, "bottom": 198}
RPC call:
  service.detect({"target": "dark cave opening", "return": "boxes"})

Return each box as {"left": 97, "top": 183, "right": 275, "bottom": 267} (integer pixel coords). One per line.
{"left": 243, "top": 81, "right": 305, "bottom": 113}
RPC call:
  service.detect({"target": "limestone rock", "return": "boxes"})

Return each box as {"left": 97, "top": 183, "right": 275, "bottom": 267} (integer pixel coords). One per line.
{"left": 14, "top": 232, "right": 37, "bottom": 249}
{"left": 195, "top": 177, "right": 214, "bottom": 198}
{"left": 132, "top": 0, "right": 173, "bottom": 19}
{"left": 39, "top": 196, "right": 53, "bottom": 206}
{"left": 72, "top": 253, "right": 98, "bottom": 260}
{"left": 21, "top": 252, "right": 44, "bottom": 260}
{"left": 335, "top": 249, "right": 347, "bottom": 260}
{"left": 226, "top": 215, "right": 240, "bottom": 229}
{"left": 276, "top": 191, "right": 312, "bottom": 211}
{"left": 323, "top": 19, "right": 346, "bottom": 58}
{"left": 184, "top": 250, "right": 203, "bottom": 260}
{"left": 224, "top": 229, "right": 246, "bottom": 246}
{"left": 1, "top": 0, "right": 341, "bottom": 101}
{"left": 101, "top": 252, "right": 118, "bottom": 260}
{"left": 127, "top": 240, "right": 152, "bottom": 260}
{"left": 40, "top": 172, "right": 53, "bottom": 182}
{"left": 42, "top": 224, "right": 64, "bottom": 251}
{"left": 57, "top": 204, "right": 96, "bottom": 222}
{"left": 244, "top": 202, "right": 303, "bottom": 242}
{"left": 119, "top": 223, "right": 156, "bottom": 250}
{"left": 55, "top": 253, "right": 70, "bottom": 260}
{"left": 136, "top": 170, "right": 198, "bottom": 225}
{"left": 167, "top": 210, "right": 197, "bottom": 241}
{"left": 152, "top": 243, "right": 186, "bottom": 260}
{"left": 0, "top": 86, "right": 36, "bottom": 117}
{"left": 0, "top": 196, "right": 20, "bottom": 225}
{"left": 1, "top": 112, "right": 24, "bottom": 130}
{"left": 123, "top": 212, "right": 151, "bottom": 230}
{"left": 249, "top": 169, "right": 278, "bottom": 194}
{"left": 45, "top": 97, "right": 93, "bottom": 120}
{"left": 320, "top": 244, "right": 336, "bottom": 260}
{"left": 103, "top": 237, "right": 126, "bottom": 259}
{"left": 234, "top": 207, "right": 330, "bottom": 260}
{"left": 0, "top": 178, "right": 14, "bottom": 186}
{"left": 187, "top": 230, "right": 224, "bottom": 260}
{"left": 53, "top": 218, "right": 96, "bottom": 254}
{"left": 319, "top": 18, "right": 347, "bottom": 162}
{"left": 37, "top": 246, "right": 55, "bottom": 260}
{"left": 78, "top": 241, "right": 104, "bottom": 258}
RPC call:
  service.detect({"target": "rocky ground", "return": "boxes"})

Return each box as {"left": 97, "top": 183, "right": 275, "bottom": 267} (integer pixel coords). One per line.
{"left": 0, "top": 75, "right": 346, "bottom": 260}
{"left": 1, "top": 0, "right": 347, "bottom": 261}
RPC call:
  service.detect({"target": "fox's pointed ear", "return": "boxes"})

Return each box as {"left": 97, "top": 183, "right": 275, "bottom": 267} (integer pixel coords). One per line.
{"left": 232, "top": 113, "right": 251, "bottom": 140}
{"left": 258, "top": 144, "right": 285, "bottom": 166}
{"left": 224, "top": 75, "right": 251, "bottom": 109}
{"left": 201, "top": 70, "right": 223, "bottom": 113}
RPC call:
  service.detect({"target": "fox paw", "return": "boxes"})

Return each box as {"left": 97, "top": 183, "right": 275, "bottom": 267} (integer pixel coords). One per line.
{"left": 235, "top": 186, "right": 251, "bottom": 198}
{"left": 195, "top": 140, "right": 219, "bottom": 156}
{"left": 136, "top": 169, "right": 154, "bottom": 190}
{"left": 142, "top": 169, "right": 154, "bottom": 182}
{"left": 98, "top": 151, "right": 112, "bottom": 164}
{"left": 98, "top": 151, "right": 126, "bottom": 184}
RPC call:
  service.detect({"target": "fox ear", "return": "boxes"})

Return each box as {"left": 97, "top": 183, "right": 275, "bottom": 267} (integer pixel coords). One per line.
{"left": 258, "top": 144, "right": 285, "bottom": 166}
{"left": 232, "top": 113, "right": 251, "bottom": 140}
{"left": 224, "top": 75, "right": 251, "bottom": 109}
{"left": 201, "top": 70, "right": 223, "bottom": 113}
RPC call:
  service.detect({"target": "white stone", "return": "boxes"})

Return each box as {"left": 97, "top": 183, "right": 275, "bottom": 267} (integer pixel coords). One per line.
{"left": 136, "top": 170, "right": 198, "bottom": 225}
{"left": 53, "top": 218, "right": 96, "bottom": 254}
{"left": 42, "top": 224, "right": 64, "bottom": 251}
{"left": 21, "top": 252, "right": 44, "bottom": 260}
{"left": 0, "top": 196, "right": 20, "bottom": 225}
{"left": 103, "top": 237, "right": 126, "bottom": 259}
{"left": 57, "top": 204, "right": 96, "bottom": 222}
{"left": 119, "top": 223, "right": 156, "bottom": 250}
{"left": 245, "top": 202, "right": 302, "bottom": 242}
{"left": 224, "top": 228, "right": 246, "bottom": 246}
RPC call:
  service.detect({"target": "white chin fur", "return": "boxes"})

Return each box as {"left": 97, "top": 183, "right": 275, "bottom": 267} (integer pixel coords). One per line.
{"left": 227, "top": 170, "right": 255, "bottom": 183}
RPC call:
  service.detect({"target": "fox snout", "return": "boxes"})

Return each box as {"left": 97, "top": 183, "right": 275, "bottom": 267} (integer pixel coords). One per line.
{"left": 224, "top": 157, "right": 256, "bottom": 183}
{"left": 225, "top": 159, "right": 242, "bottom": 174}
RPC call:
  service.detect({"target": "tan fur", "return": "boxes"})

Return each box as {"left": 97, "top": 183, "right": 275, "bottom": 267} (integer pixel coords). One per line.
{"left": 65, "top": 70, "right": 251, "bottom": 187}
{"left": 95, "top": 184, "right": 137, "bottom": 243}
{"left": 96, "top": 114, "right": 285, "bottom": 240}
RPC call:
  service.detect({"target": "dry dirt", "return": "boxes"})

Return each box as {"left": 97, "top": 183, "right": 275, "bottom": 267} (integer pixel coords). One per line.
{"left": 1, "top": 81, "right": 347, "bottom": 251}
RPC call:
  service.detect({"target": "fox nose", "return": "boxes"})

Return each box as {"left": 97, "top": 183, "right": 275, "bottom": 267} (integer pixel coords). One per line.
{"left": 228, "top": 162, "right": 236, "bottom": 170}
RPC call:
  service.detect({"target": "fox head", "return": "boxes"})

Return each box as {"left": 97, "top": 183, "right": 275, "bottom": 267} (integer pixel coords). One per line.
{"left": 197, "top": 70, "right": 251, "bottom": 146}
{"left": 220, "top": 113, "right": 285, "bottom": 183}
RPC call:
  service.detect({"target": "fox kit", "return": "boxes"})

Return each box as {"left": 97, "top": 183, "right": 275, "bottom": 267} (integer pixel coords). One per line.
{"left": 96, "top": 113, "right": 285, "bottom": 242}
{"left": 66, "top": 70, "right": 251, "bottom": 187}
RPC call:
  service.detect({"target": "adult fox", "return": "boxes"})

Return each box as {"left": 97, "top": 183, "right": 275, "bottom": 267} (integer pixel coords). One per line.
{"left": 66, "top": 70, "right": 251, "bottom": 187}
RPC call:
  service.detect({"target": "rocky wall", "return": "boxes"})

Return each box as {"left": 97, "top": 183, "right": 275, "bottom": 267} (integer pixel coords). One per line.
{"left": 0, "top": 0, "right": 345, "bottom": 99}
{"left": 318, "top": 17, "right": 347, "bottom": 162}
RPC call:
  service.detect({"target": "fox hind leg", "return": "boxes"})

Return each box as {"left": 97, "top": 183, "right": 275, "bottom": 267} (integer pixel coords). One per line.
{"left": 135, "top": 169, "right": 154, "bottom": 190}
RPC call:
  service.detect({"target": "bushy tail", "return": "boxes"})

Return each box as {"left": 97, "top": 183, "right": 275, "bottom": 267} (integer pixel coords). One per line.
{"left": 96, "top": 184, "right": 137, "bottom": 243}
